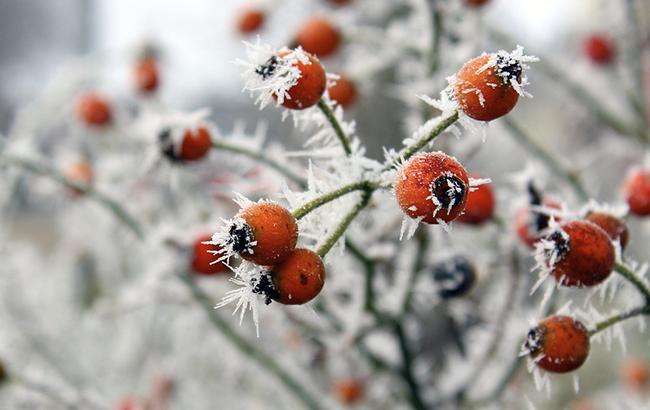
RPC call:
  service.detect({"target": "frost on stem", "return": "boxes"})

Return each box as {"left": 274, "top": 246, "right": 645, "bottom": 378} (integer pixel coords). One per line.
{"left": 237, "top": 39, "right": 310, "bottom": 109}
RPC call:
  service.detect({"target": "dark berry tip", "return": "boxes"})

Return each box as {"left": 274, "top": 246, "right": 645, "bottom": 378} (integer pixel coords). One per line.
{"left": 228, "top": 221, "right": 255, "bottom": 254}
{"left": 251, "top": 272, "right": 279, "bottom": 305}
{"left": 547, "top": 230, "right": 570, "bottom": 260}
{"left": 495, "top": 55, "right": 523, "bottom": 84}
{"left": 255, "top": 55, "right": 279, "bottom": 80}
{"left": 158, "top": 127, "right": 181, "bottom": 162}
{"left": 431, "top": 174, "right": 467, "bottom": 214}
{"left": 523, "top": 326, "right": 544, "bottom": 355}
{"left": 432, "top": 255, "right": 476, "bottom": 299}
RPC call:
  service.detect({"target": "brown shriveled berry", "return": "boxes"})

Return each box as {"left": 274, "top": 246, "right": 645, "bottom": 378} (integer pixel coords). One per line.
{"left": 524, "top": 315, "right": 590, "bottom": 373}
{"left": 454, "top": 54, "right": 520, "bottom": 121}
{"left": 333, "top": 379, "right": 364, "bottom": 405}
{"left": 623, "top": 168, "right": 650, "bottom": 216}
{"left": 458, "top": 175, "right": 494, "bottom": 225}
{"left": 328, "top": 74, "right": 358, "bottom": 108}
{"left": 542, "top": 221, "right": 614, "bottom": 287}
{"left": 229, "top": 202, "right": 298, "bottom": 266}
{"left": 395, "top": 152, "right": 469, "bottom": 224}
{"left": 270, "top": 248, "right": 325, "bottom": 305}
{"left": 295, "top": 17, "right": 341, "bottom": 58}
{"left": 585, "top": 211, "right": 629, "bottom": 250}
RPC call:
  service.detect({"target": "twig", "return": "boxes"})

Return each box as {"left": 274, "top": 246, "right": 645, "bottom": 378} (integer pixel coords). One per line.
{"left": 589, "top": 304, "right": 650, "bottom": 336}
{"left": 292, "top": 180, "right": 378, "bottom": 220}
{"left": 316, "top": 190, "right": 373, "bottom": 257}
{"left": 394, "top": 323, "right": 427, "bottom": 410}
{"left": 317, "top": 98, "right": 352, "bottom": 156}
{"left": 614, "top": 261, "right": 650, "bottom": 303}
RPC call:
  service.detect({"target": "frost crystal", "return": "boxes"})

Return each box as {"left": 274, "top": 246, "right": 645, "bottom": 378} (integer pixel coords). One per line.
{"left": 477, "top": 45, "right": 539, "bottom": 98}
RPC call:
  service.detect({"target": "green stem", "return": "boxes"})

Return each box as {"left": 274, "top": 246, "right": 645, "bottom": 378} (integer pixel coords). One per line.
{"left": 1, "top": 153, "right": 144, "bottom": 239}
{"left": 345, "top": 239, "right": 379, "bottom": 314}
{"left": 625, "top": 0, "right": 648, "bottom": 127}
{"left": 589, "top": 304, "right": 650, "bottom": 336}
{"left": 181, "top": 274, "right": 324, "bottom": 410}
{"left": 384, "top": 110, "right": 459, "bottom": 171}
{"left": 317, "top": 98, "right": 352, "bottom": 156}
{"left": 502, "top": 117, "right": 589, "bottom": 201}
{"left": 212, "top": 140, "right": 306, "bottom": 187}
{"left": 292, "top": 180, "right": 378, "bottom": 220}
{"left": 316, "top": 191, "right": 372, "bottom": 258}
{"left": 614, "top": 261, "right": 650, "bottom": 303}
{"left": 394, "top": 323, "right": 427, "bottom": 410}
{"left": 400, "top": 230, "right": 430, "bottom": 316}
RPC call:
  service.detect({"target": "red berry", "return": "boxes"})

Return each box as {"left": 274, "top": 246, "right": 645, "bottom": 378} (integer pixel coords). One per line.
{"left": 395, "top": 152, "right": 469, "bottom": 224}
{"left": 134, "top": 57, "right": 159, "bottom": 94}
{"left": 274, "top": 50, "right": 327, "bottom": 110}
{"left": 191, "top": 234, "right": 228, "bottom": 275}
{"left": 541, "top": 220, "right": 615, "bottom": 287}
{"left": 237, "top": 8, "right": 265, "bottom": 34}
{"left": 524, "top": 315, "right": 590, "bottom": 373}
{"left": 458, "top": 175, "right": 494, "bottom": 225}
{"left": 115, "top": 398, "right": 138, "bottom": 410}
{"left": 583, "top": 35, "right": 615, "bottom": 65}
{"left": 464, "top": 0, "right": 490, "bottom": 6}
{"left": 515, "top": 198, "right": 561, "bottom": 248}
{"left": 334, "top": 379, "right": 364, "bottom": 405}
{"left": 180, "top": 126, "right": 212, "bottom": 161}
{"left": 295, "top": 17, "right": 341, "bottom": 58}
{"left": 585, "top": 211, "right": 629, "bottom": 250}
{"left": 76, "top": 93, "right": 112, "bottom": 127}
{"left": 329, "top": 0, "right": 352, "bottom": 5}
{"left": 328, "top": 74, "right": 358, "bottom": 108}
{"left": 454, "top": 54, "right": 521, "bottom": 121}
{"left": 228, "top": 202, "right": 298, "bottom": 266}
{"left": 622, "top": 359, "right": 649, "bottom": 390}
{"left": 269, "top": 248, "right": 325, "bottom": 305}
{"left": 623, "top": 168, "right": 650, "bottom": 216}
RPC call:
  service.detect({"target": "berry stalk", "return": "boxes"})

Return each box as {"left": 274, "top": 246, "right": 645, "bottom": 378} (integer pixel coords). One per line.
{"left": 316, "top": 190, "right": 372, "bottom": 257}
{"left": 589, "top": 304, "right": 650, "bottom": 336}
{"left": 383, "top": 110, "right": 459, "bottom": 172}
{"left": 502, "top": 117, "right": 589, "bottom": 201}
{"left": 317, "top": 98, "right": 352, "bottom": 155}
{"left": 1, "top": 153, "right": 144, "bottom": 239}
{"left": 181, "top": 274, "right": 324, "bottom": 410}
{"left": 614, "top": 261, "right": 650, "bottom": 303}
{"left": 292, "top": 180, "right": 379, "bottom": 220}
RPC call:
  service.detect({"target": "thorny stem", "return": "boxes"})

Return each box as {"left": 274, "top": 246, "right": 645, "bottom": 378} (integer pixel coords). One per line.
{"left": 212, "top": 139, "right": 306, "bottom": 187}
{"left": 394, "top": 323, "right": 427, "bottom": 410}
{"left": 292, "top": 180, "right": 379, "bottom": 220}
{"left": 317, "top": 98, "right": 352, "bottom": 156}
{"left": 614, "top": 261, "right": 650, "bottom": 303}
{"left": 489, "top": 28, "right": 649, "bottom": 144}
{"left": 502, "top": 117, "right": 589, "bottom": 201}
{"left": 316, "top": 190, "right": 373, "bottom": 257}
{"left": 589, "top": 304, "right": 650, "bottom": 336}
{"left": 383, "top": 110, "right": 460, "bottom": 172}
{"left": 1, "top": 153, "right": 144, "bottom": 239}
{"left": 181, "top": 274, "right": 324, "bottom": 410}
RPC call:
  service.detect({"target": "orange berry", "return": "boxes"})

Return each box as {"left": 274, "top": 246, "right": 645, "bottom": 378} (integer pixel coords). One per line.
{"left": 514, "top": 185, "right": 561, "bottom": 248}
{"left": 180, "top": 126, "right": 212, "bottom": 161}
{"left": 622, "top": 359, "right": 649, "bottom": 390}
{"left": 295, "top": 17, "right": 341, "bottom": 58}
{"left": 237, "top": 8, "right": 265, "bottom": 34}
{"left": 585, "top": 211, "right": 629, "bottom": 250}
{"left": 329, "top": 0, "right": 352, "bottom": 5}
{"left": 454, "top": 54, "right": 520, "bottom": 121}
{"left": 524, "top": 315, "right": 590, "bottom": 373}
{"left": 458, "top": 175, "right": 494, "bottom": 225}
{"left": 623, "top": 168, "right": 650, "bottom": 216}
{"left": 269, "top": 248, "right": 325, "bottom": 305}
{"left": 191, "top": 234, "right": 228, "bottom": 276}
{"left": 228, "top": 202, "right": 298, "bottom": 266}
{"left": 334, "top": 379, "right": 364, "bottom": 405}
{"left": 115, "top": 398, "right": 138, "bottom": 410}
{"left": 134, "top": 57, "right": 159, "bottom": 94}
{"left": 270, "top": 50, "right": 326, "bottom": 110}
{"left": 583, "top": 35, "right": 615, "bottom": 65}
{"left": 541, "top": 220, "right": 614, "bottom": 287}
{"left": 464, "top": 0, "right": 490, "bottom": 6}
{"left": 76, "top": 93, "right": 112, "bottom": 127}
{"left": 328, "top": 74, "right": 358, "bottom": 108}
{"left": 64, "top": 161, "right": 94, "bottom": 196}
{"left": 395, "top": 152, "right": 469, "bottom": 224}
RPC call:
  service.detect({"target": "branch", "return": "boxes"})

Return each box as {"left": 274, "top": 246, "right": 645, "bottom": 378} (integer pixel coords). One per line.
{"left": 317, "top": 98, "right": 352, "bottom": 156}
{"left": 589, "top": 304, "right": 650, "bottom": 336}
{"left": 614, "top": 261, "right": 650, "bottom": 303}
{"left": 316, "top": 190, "right": 373, "bottom": 257}
{"left": 292, "top": 180, "right": 378, "bottom": 220}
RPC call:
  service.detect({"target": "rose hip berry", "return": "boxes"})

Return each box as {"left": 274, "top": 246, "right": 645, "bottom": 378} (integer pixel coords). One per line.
{"left": 158, "top": 126, "right": 212, "bottom": 162}
{"left": 524, "top": 315, "right": 590, "bottom": 373}
{"left": 583, "top": 34, "right": 615, "bottom": 65}
{"left": 541, "top": 220, "right": 614, "bottom": 287}
{"left": 329, "top": 0, "right": 352, "bottom": 5}
{"left": 64, "top": 161, "right": 94, "bottom": 197}
{"left": 464, "top": 0, "right": 490, "bottom": 6}
{"left": 454, "top": 54, "right": 521, "bottom": 121}
{"left": 458, "top": 175, "right": 494, "bottom": 225}
{"left": 431, "top": 255, "right": 476, "bottom": 298}
{"left": 271, "top": 50, "right": 327, "bottom": 110}
{"left": 515, "top": 183, "right": 560, "bottom": 248}
{"left": 191, "top": 234, "right": 228, "bottom": 275}
{"left": 76, "top": 93, "right": 112, "bottom": 127}
{"left": 333, "top": 379, "right": 364, "bottom": 405}
{"left": 228, "top": 202, "right": 298, "bottom": 266}
{"left": 585, "top": 211, "right": 629, "bottom": 250}
{"left": 328, "top": 74, "right": 358, "bottom": 108}
{"left": 295, "top": 17, "right": 341, "bottom": 58}
{"left": 237, "top": 8, "right": 265, "bottom": 34}
{"left": 134, "top": 57, "right": 159, "bottom": 94}
{"left": 623, "top": 168, "right": 650, "bottom": 216}
{"left": 269, "top": 248, "right": 325, "bottom": 305}
{"left": 622, "top": 359, "right": 649, "bottom": 390}
{"left": 395, "top": 152, "right": 469, "bottom": 224}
